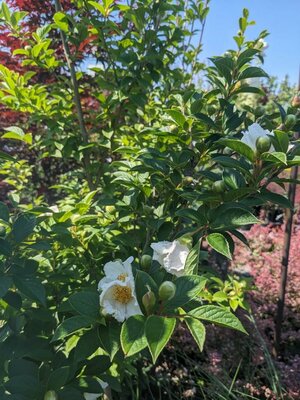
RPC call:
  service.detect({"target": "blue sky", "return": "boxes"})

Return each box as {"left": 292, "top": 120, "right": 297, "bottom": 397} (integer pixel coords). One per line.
{"left": 200, "top": 0, "right": 300, "bottom": 85}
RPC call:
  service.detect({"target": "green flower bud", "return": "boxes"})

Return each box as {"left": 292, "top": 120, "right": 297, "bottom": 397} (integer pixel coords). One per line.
{"left": 158, "top": 281, "right": 176, "bottom": 302}
{"left": 254, "top": 106, "right": 265, "bottom": 117}
{"left": 142, "top": 290, "right": 156, "bottom": 314}
{"left": 291, "top": 95, "right": 300, "bottom": 108}
{"left": 182, "top": 176, "right": 193, "bottom": 185}
{"left": 141, "top": 254, "right": 152, "bottom": 271}
{"left": 285, "top": 114, "right": 297, "bottom": 130}
{"left": 212, "top": 180, "right": 226, "bottom": 193}
{"left": 256, "top": 136, "right": 271, "bottom": 153}
{"left": 44, "top": 391, "right": 58, "bottom": 400}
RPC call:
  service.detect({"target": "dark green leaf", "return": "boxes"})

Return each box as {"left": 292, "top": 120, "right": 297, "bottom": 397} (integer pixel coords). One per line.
{"left": 68, "top": 291, "right": 100, "bottom": 320}
{"left": 47, "top": 366, "right": 70, "bottom": 391}
{"left": 0, "top": 276, "right": 12, "bottom": 298}
{"left": 14, "top": 276, "right": 46, "bottom": 306}
{"left": 120, "top": 315, "right": 147, "bottom": 357}
{"left": 238, "top": 67, "right": 268, "bottom": 80}
{"left": 51, "top": 316, "right": 93, "bottom": 342}
{"left": 218, "top": 138, "right": 255, "bottom": 162}
{"left": 11, "top": 213, "right": 36, "bottom": 243}
{"left": 145, "top": 316, "right": 176, "bottom": 363}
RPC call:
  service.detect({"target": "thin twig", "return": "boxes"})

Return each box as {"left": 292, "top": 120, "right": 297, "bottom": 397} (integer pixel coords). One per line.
{"left": 54, "top": 0, "right": 94, "bottom": 190}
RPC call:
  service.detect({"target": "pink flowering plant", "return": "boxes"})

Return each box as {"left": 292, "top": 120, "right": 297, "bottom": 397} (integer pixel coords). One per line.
{"left": 0, "top": 2, "right": 300, "bottom": 399}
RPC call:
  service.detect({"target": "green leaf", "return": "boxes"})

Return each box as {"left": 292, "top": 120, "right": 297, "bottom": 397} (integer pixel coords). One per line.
{"left": 207, "top": 233, "right": 232, "bottom": 260}
{"left": 165, "top": 109, "right": 186, "bottom": 127}
{"left": 259, "top": 190, "right": 292, "bottom": 209}
{"left": 0, "top": 201, "right": 9, "bottom": 222}
{"left": 237, "top": 48, "right": 259, "bottom": 68}
{"left": 51, "top": 316, "right": 93, "bottom": 342}
{"left": 261, "top": 151, "right": 287, "bottom": 165}
{"left": 273, "top": 130, "right": 289, "bottom": 153}
{"left": 185, "top": 316, "right": 206, "bottom": 352}
{"left": 2, "top": 126, "right": 32, "bottom": 145}
{"left": 189, "top": 305, "right": 247, "bottom": 333}
{"left": 14, "top": 276, "right": 46, "bottom": 306}
{"left": 218, "top": 138, "right": 255, "bottom": 162}
{"left": 164, "top": 275, "right": 207, "bottom": 311}
{"left": 53, "top": 11, "right": 69, "bottom": 32}
{"left": 47, "top": 366, "right": 70, "bottom": 391}
{"left": 85, "top": 355, "right": 111, "bottom": 375}
{"left": 210, "top": 207, "right": 259, "bottom": 230}
{"left": 238, "top": 67, "right": 268, "bottom": 80}
{"left": 98, "top": 320, "right": 121, "bottom": 360}
{"left": 0, "top": 150, "right": 15, "bottom": 162}
{"left": 11, "top": 213, "right": 36, "bottom": 243}
{"left": 120, "top": 315, "right": 147, "bottom": 357}
{"left": 175, "top": 209, "right": 206, "bottom": 225}
{"left": 184, "top": 241, "right": 201, "bottom": 275}
{"left": 145, "top": 316, "right": 176, "bottom": 363}
{"left": 5, "top": 375, "right": 40, "bottom": 397}
{"left": 0, "top": 276, "right": 12, "bottom": 298}
{"left": 0, "top": 238, "right": 12, "bottom": 256}
{"left": 74, "top": 328, "right": 100, "bottom": 361}
{"left": 68, "top": 291, "right": 100, "bottom": 320}
{"left": 89, "top": 0, "right": 106, "bottom": 15}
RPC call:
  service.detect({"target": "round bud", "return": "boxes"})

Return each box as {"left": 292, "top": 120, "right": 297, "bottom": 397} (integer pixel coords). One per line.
{"left": 291, "top": 95, "right": 300, "bottom": 108}
{"left": 158, "top": 281, "right": 176, "bottom": 302}
{"left": 141, "top": 254, "right": 152, "bottom": 271}
{"left": 0, "top": 226, "right": 6, "bottom": 237}
{"left": 142, "top": 290, "right": 156, "bottom": 314}
{"left": 254, "top": 106, "right": 265, "bottom": 117}
{"left": 284, "top": 114, "right": 297, "bottom": 130}
{"left": 105, "top": 205, "right": 115, "bottom": 214}
{"left": 182, "top": 176, "right": 193, "bottom": 185}
{"left": 44, "top": 391, "right": 58, "bottom": 400}
{"left": 256, "top": 136, "right": 271, "bottom": 153}
{"left": 212, "top": 180, "right": 226, "bottom": 194}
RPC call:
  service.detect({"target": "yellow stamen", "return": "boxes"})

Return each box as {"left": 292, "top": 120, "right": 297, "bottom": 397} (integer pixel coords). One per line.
{"left": 113, "top": 285, "right": 132, "bottom": 304}
{"left": 117, "top": 273, "right": 127, "bottom": 282}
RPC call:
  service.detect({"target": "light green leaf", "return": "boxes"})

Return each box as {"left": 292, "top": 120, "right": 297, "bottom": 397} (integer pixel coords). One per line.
{"left": 185, "top": 316, "right": 206, "bottom": 352}
{"left": 189, "top": 305, "right": 247, "bottom": 333}
{"left": 207, "top": 233, "right": 232, "bottom": 259}
{"left": 53, "top": 11, "right": 68, "bottom": 32}
{"left": 261, "top": 151, "right": 287, "bottom": 165}
{"left": 145, "top": 316, "right": 176, "bottom": 363}
{"left": 121, "top": 315, "right": 147, "bottom": 357}
{"left": 166, "top": 109, "right": 186, "bottom": 127}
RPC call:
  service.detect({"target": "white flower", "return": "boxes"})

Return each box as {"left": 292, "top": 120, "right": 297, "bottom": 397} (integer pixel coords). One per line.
{"left": 241, "top": 123, "right": 274, "bottom": 151}
{"left": 150, "top": 240, "right": 190, "bottom": 277}
{"left": 98, "top": 257, "right": 142, "bottom": 322}
{"left": 83, "top": 379, "right": 108, "bottom": 400}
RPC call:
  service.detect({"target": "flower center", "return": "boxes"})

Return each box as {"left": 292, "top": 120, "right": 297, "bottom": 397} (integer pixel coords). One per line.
{"left": 113, "top": 285, "right": 132, "bottom": 304}
{"left": 117, "top": 273, "right": 127, "bottom": 282}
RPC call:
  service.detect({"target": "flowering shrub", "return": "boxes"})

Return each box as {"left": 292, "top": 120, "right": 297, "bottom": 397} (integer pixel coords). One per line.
{"left": 0, "top": 1, "right": 300, "bottom": 399}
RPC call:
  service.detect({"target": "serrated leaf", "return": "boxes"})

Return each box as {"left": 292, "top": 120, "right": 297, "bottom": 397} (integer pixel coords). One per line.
{"left": 207, "top": 233, "right": 232, "bottom": 259}
{"left": 145, "top": 316, "right": 176, "bottom": 363}
{"left": 51, "top": 316, "right": 93, "bottom": 342}
{"left": 184, "top": 241, "right": 201, "bottom": 275}
{"left": 261, "top": 151, "right": 287, "bottom": 165}
{"left": 185, "top": 316, "right": 206, "bottom": 352}
{"left": 120, "top": 315, "right": 147, "bottom": 357}
{"left": 189, "top": 305, "right": 247, "bottom": 333}
{"left": 211, "top": 207, "right": 259, "bottom": 230}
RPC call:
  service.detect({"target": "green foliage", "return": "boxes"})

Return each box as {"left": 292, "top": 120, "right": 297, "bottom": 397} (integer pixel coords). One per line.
{"left": 0, "top": 1, "right": 299, "bottom": 397}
